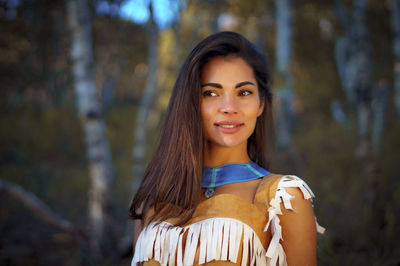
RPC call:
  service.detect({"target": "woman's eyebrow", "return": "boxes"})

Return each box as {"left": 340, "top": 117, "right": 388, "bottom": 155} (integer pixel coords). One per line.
{"left": 201, "top": 81, "right": 256, "bottom": 88}
{"left": 201, "top": 82, "right": 222, "bottom": 88}
{"left": 235, "top": 81, "right": 256, "bottom": 88}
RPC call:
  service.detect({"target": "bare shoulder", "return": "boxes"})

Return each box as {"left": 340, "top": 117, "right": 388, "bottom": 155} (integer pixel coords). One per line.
{"left": 277, "top": 175, "right": 318, "bottom": 266}
{"left": 272, "top": 174, "right": 317, "bottom": 227}
{"left": 259, "top": 174, "right": 323, "bottom": 265}
{"left": 279, "top": 185, "right": 316, "bottom": 226}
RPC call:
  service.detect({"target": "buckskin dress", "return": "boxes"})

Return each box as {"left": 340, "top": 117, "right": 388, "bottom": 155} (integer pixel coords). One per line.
{"left": 131, "top": 174, "right": 325, "bottom": 266}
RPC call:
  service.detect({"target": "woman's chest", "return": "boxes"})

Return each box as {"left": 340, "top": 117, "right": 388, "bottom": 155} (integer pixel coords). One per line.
{"left": 134, "top": 195, "right": 272, "bottom": 266}
{"left": 201, "top": 178, "right": 262, "bottom": 204}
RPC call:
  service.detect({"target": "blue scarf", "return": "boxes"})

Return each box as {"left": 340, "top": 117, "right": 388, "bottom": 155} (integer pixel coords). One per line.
{"left": 201, "top": 161, "right": 270, "bottom": 189}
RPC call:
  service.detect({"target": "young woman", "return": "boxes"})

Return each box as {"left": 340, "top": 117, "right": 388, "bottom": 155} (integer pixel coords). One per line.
{"left": 129, "top": 31, "right": 324, "bottom": 266}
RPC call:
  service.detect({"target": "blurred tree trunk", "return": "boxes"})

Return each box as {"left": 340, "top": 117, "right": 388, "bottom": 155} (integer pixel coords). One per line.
{"left": 0, "top": 179, "right": 92, "bottom": 263}
{"left": 67, "top": 0, "right": 115, "bottom": 260}
{"left": 275, "top": 0, "right": 295, "bottom": 149}
{"left": 0, "top": 179, "right": 78, "bottom": 234}
{"left": 171, "top": 0, "right": 185, "bottom": 69}
{"left": 372, "top": 81, "right": 389, "bottom": 151}
{"left": 392, "top": 0, "right": 400, "bottom": 117}
{"left": 132, "top": 2, "right": 159, "bottom": 193}
{"left": 334, "top": 0, "right": 372, "bottom": 157}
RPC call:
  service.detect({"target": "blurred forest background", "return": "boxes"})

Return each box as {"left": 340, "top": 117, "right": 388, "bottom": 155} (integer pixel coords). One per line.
{"left": 0, "top": 0, "right": 399, "bottom": 265}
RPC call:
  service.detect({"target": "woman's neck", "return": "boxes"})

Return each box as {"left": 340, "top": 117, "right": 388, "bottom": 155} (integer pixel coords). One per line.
{"left": 203, "top": 141, "right": 250, "bottom": 167}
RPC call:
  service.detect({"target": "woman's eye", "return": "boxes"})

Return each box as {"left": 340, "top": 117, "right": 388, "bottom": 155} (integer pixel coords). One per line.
{"left": 239, "top": 90, "right": 252, "bottom": 96}
{"left": 202, "top": 90, "right": 217, "bottom": 97}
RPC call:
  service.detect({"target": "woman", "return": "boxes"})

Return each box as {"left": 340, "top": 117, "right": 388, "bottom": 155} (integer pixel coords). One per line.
{"left": 130, "top": 31, "right": 324, "bottom": 266}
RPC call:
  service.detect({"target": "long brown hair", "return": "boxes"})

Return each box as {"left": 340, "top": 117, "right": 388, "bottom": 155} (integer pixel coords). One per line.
{"left": 129, "top": 31, "right": 274, "bottom": 226}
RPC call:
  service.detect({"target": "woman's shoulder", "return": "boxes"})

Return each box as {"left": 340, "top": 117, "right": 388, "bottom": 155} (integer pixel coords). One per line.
{"left": 254, "top": 173, "right": 318, "bottom": 215}
{"left": 257, "top": 173, "right": 314, "bottom": 196}
{"left": 255, "top": 173, "right": 325, "bottom": 264}
{"left": 256, "top": 173, "right": 325, "bottom": 231}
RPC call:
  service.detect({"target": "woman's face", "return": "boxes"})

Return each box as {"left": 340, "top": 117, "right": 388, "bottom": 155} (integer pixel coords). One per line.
{"left": 200, "top": 56, "right": 264, "bottom": 149}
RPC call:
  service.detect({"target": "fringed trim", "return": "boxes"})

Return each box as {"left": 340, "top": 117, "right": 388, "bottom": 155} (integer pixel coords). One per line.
{"left": 132, "top": 217, "right": 267, "bottom": 266}
{"left": 263, "top": 175, "right": 325, "bottom": 266}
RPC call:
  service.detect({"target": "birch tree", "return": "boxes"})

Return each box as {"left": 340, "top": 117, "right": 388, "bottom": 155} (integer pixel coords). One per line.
{"left": 333, "top": 0, "right": 373, "bottom": 157}
{"left": 392, "top": 0, "right": 400, "bottom": 117}
{"left": 67, "top": 0, "right": 115, "bottom": 259}
{"left": 275, "top": 0, "right": 295, "bottom": 149}
{"left": 371, "top": 82, "right": 389, "bottom": 150}
{"left": 132, "top": 1, "right": 159, "bottom": 193}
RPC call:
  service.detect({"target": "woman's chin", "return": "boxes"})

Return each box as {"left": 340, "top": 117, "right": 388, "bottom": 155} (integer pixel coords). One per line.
{"left": 209, "top": 138, "right": 246, "bottom": 149}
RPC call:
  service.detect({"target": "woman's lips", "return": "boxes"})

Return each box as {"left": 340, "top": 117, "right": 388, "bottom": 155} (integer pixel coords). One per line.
{"left": 214, "top": 121, "right": 244, "bottom": 133}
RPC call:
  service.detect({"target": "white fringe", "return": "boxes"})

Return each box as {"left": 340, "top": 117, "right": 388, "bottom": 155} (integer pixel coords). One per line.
{"left": 263, "top": 175, "right": 325, "bottom": 266}
{"left": 132, "top": 217, "right": 267, "bottom": 266}
{"left": 132, "top": 175, "right": 325, "bottom": 266}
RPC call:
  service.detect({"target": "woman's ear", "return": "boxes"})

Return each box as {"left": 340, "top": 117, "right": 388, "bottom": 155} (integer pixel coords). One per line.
{"left": 257, "top": 98, "right": 265, "bottom": 117}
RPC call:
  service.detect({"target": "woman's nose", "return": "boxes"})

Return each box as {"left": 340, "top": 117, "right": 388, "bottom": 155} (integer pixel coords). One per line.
{"left": 219, "top": 94, "right": 238, "bottom": 114}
